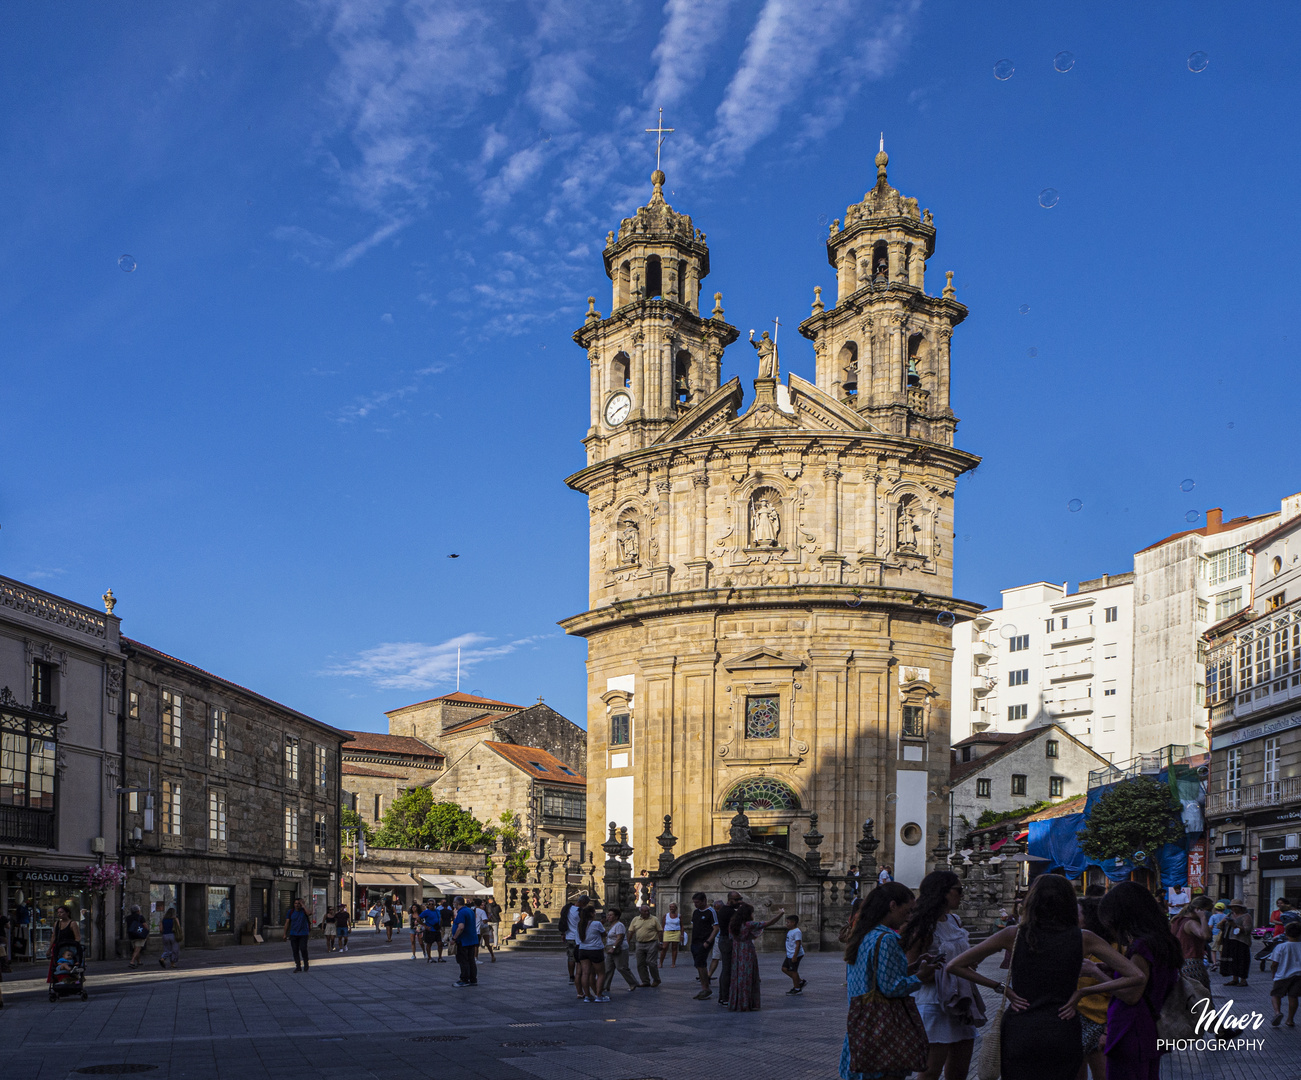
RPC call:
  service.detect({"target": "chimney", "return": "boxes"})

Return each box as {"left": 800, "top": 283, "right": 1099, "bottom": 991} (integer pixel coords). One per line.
{"left": 1205, "top": 508, "right": 1223, "bottom": 535}
{"left": 1102, "top": 573, "right": 1109, "bottom": 587}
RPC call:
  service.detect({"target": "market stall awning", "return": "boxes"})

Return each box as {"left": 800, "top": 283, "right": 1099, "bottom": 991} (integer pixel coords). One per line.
{"left": 351, "top": 872, "right": 418, "bottom": 887}
{"left": 418, "top": 874, "right": 494, "bottom": 897}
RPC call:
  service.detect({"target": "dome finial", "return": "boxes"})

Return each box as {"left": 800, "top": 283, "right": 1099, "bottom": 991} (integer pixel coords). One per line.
{"left": 875, "top": 132, "right": 889, "bottom": 184}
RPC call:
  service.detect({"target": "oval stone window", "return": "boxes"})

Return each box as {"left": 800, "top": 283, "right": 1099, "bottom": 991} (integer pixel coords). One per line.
{"left": 900, "top": 822, "right": 923, "bottom": 846}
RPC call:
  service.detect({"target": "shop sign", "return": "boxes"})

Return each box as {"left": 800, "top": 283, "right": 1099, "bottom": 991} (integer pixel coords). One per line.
{"left": 275, "top": 868, "right": 304, "bottom": 878}
{"left": 1211, "top": 706, "right": 1301, "bottom": 751}
{"left": 13, "top": 869, "right": 76, "bottom": 883}
{"left": 1258, "top": 850, "right": 1301, "bottom": 872}
{"left": 1187, "top": 838, "right": 1206, "bottom": 889}
{"left": 1214, "top": 844, "right": 1245, "bottom": 858}
{"left": 0, "top": 854, "right": 31, "bottom": 868}
{"left": 1246, "top": 806, "right": 1301, "bottom": 829}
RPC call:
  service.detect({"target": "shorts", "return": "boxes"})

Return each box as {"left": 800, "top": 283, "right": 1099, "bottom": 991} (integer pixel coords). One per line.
{"left": 324, "top": 926, "right": 336, "bottom": 937}
{"left": 577, "top": 948, "right": 604, "bottom": 964}
{"left": 337, "top": 926, "right": 349, "bottom": 937}
{"left": 423, "top": 930, "right": 438, "bottom": 946}
{"left": 1272, "top": 975, "right": 1301, "bottom": 998}
{"left": 482, "top": 924, "right": 495, "bottom": 945}
{"left": 691, "top": 942, "right": 712, "bottom": 969}
{"left": 710, "top": 939, "right": 721, "bottom": 962}
{"left": 1080, "top": 1016, "right": 1106, "bottom": 1053}
{"left": 782, "top": 954, "right": 802, "bottom": 974}
{"left": 566, "top": 940, "right": 579, "bottom": 962}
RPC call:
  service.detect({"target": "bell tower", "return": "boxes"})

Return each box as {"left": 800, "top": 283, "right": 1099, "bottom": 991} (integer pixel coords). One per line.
{"left": 573, "top": 169, "right": 739, "bottom": 466}
{"left": 798, "top": 140, "right": 966, "bottom": 446}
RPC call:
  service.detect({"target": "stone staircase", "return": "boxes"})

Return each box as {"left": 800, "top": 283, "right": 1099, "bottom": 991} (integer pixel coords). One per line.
{"left": 496, "top": 923, "right": 567, "bottom": 953}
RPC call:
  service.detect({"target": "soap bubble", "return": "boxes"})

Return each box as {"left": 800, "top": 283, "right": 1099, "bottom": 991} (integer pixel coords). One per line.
{"left": 1054, "top": 51, "right": 1075, "bottom": 73}
{"left": 1140, "top": 624, "right": 1150, "bottom": 634}
{"left": 817, "top": 213, "right": 829, "bottom": 226}
{"left": 937, "top": 611, "right": 957, "bottom": 628}
{"left": 1180, "top": 478, "right": 1195, "bottom": 492}
{"left": 994, "top": 59, "right": 1015, "bottom": 81}
{"left": 538, "top": 128, "right": 552, "bottom": 142}
{"left": 1027, "top": 347, "right": 1038, "bottom": 358}
{"left": 1039, "top": 188, "right": 1060, "bottom": 209}
{"left": 1133, "top": 850, "right": 1148, "bottom": 862}
{"left": 886, "top": 793, "right": 899, "bottom": 804}
{"left": 1067, "top": 498, "right": 1083, "bottom": 513}
{"left": 118, "top": 254, "right": 136, "bottom": 273}
{"left": 999, "top": 623, "right": 1018, "bottom": 639}
{"left": 1018, "top": 304, "right": 1030, "bottom": 315}
{"left": 846, "top": 593, "right": 863, "bottom": 609}
{"left": 1226, "top": 422, "right": 1234, "bottom": 429}
{"left": 1185, "top": 510, "right": 1200, "bottom": 523}
{"left": 1187, "top": 52, "right": 1209, "bottom": 73}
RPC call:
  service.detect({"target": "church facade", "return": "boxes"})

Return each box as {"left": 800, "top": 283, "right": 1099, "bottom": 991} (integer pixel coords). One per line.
{"left": 560, "top": 149, "right": 980, "bottom": 887}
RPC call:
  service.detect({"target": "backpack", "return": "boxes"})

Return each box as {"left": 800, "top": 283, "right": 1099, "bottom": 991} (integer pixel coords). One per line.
{"left": 128, "top": 915, "right": 149, "bottom": 940}
{"left": 1144, "top": 965, "right": 1211, "bottom": 1041}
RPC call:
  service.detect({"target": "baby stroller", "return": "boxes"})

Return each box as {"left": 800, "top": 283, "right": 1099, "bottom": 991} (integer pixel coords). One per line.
{"left": 49, "top": 941, "right": 88, "bottom": 1002}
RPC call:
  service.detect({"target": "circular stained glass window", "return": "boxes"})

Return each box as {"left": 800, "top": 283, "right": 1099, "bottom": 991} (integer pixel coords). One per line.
{"left": 723, "top": 777, "right": 800, "bottom": 812}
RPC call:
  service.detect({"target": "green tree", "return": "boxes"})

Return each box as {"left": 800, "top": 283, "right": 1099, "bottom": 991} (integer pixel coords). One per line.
{"left": 1077, "top": 778, "right": 1182, "bottom": 865}
{"left": 486, "top": 811, "right": 530, "bottom": 881}
{"left": 340, "top": 803, "right": 373, "bottom": 846}
{"left": 372, "top": 788, "right": 491, "bottom": 851}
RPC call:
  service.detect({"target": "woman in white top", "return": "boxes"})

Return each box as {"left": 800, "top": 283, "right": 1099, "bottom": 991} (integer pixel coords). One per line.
{"left": 575, "top": 905, "right": 609, "bottom": 1002}
{"left": 659, "top": 903, "right": 683, "bottom": 968}
{"left": 900, "top": 871, "right": 977, "bottom": 1080}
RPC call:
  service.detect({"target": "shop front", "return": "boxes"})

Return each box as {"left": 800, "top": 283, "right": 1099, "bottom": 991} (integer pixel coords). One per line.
{"left": 351, "top": 871, "right": 417, "bottom": 916}
{"left": 2, "top": 863, "right": 91, "bottom": 964}
{"left": 1257, "top": 849, "right": 1301, "bottom": 921}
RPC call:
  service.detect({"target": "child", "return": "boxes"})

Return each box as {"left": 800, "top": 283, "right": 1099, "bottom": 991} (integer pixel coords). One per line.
{"left": 1269, "top": 920, "right": 1301, "bottom": 1027}
{"left": 782, "top": 913, "right": 806, "bottom": 993}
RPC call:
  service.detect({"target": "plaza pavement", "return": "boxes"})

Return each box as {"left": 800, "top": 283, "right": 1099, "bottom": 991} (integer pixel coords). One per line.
{"left": 0, "top": 928, "right": 1293, "bottom": 1080}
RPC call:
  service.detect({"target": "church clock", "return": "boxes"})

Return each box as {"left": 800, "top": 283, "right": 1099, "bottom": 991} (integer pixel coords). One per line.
{"left": 604, "top": 391, "right": 631, "bottom": 426}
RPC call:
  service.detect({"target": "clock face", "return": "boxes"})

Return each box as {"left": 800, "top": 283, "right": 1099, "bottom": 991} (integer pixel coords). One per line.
{"left": 605, "top": 392, "right": 631, "bottom": 426}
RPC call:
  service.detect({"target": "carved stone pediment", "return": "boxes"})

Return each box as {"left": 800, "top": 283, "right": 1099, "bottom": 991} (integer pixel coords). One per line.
{"left": 723, "top": 649, "right": 804, "bottom": 673}
{"left": 653, "top": 377, "right": 744, "bottom": 445}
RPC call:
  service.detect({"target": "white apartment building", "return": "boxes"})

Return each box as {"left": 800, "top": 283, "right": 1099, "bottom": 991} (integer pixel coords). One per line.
{"left": 951, "top": 573, "right": 1135, "bottom": 762}
{"left": 1132, "top": 496, "right": 1301, "bottom": 754}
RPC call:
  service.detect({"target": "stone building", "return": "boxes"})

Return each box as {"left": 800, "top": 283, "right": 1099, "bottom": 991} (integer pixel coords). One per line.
{"left": 121, "top": 638, "right": 349, "bottom": 944}
{"left": 561, "top": 149, "right": 981, "bottom": 887}
{"left": 0, "top": 576, "right": 123, "bottom": 962}
{"left": 948, "top": 725, "right": 1108, "bottom": 840}
{"left": 1204, "top": 508, "right": 1301, "bottom": 918}
{"left": 340, "top": 730, "right": 445, "bottom": 827}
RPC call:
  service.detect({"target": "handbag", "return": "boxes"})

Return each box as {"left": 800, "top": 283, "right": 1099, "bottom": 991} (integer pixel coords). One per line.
{"left": 976, "top": 932, "right": 1015, "bottom": 1080}
{"left": 1143, "top": 968, "right": 1211, "bottom": 1041}
{"left": 846, "top": 934, "right": 929, "bottom": 1075}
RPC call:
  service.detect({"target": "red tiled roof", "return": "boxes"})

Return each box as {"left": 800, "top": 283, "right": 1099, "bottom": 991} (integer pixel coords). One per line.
{"left": 1138, "top": 512, "right": 1276, "bottom": 554}
{"left": 342, "top": 764, "right": 405, "bottom": 779}
{"left": 442, "top": 711, "right": 515, "bottom": 735}
{"left": 341, "top": 730, "right": 444, "bottom": 758}
{"left": 482, "top": 742, "right": 585, "bottom": 786}
{"left": 389, "top": 691, "right": 523, "bottom": 714}
{"left": 123, "top": 637, "right": 350, "bottom": 740}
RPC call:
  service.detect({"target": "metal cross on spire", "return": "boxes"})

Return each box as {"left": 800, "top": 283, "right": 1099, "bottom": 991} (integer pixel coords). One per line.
{"left": 645, "top": 107, "right": 675, "bottom": 171}
{"left": 772, "top": 315, "right": 781, "bottom": 343}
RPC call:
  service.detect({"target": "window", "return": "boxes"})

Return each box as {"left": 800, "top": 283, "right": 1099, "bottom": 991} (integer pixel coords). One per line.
{"left": 609, "top": 712, "right": 630, "bottom": 747}
{"left": 207, "top": 886, "right": 232, "bottom": 933}
{"left": 1195, "top": 683, "right": 1205, "bottom": 705}
{"left": 284, "top": 806, "right": 298, "bottom": 852}
{"left": 209, "top": 707, "right": 227, "bottom": 760}
{"left": 1207, "top": 544, "right": 1248, "bottom": 586}
{"left": 528, "top": 760, "right": 549, "bottom": 772}
{"left": 976, "top": 778, "right": 991, "bottom": 798}
{"left": 1009, "top": 635, "right": 1030, "bottom": 652}
{"left": 961, "top": 746, "right": 971, "bottom": 762}
{"left": 1008, "top": 704, "right": 1027, "bottom": 722}
{"left": 208, "top": 789, "right": 227, "bottom": 842}
{"left": 315, "top": 744, "right": 328, "bottom": 788}
{"left": 0, "top": 713, "right": 57, "bottom": 810}
{"left": 161, "top": 689, "right": 182, "bottom": 749}
{"left": 1223, "top": 830, "right": 1243, "bottom": 847}
{"left": 1060, "top": 617, "right": 1069, "bottom": 629}
{"left": 313, "top": 811, "right": 327, "bottom": 855}
{"left": 902, "top": 704, "right": 924, "bottom": 738}
{"left": 1268, "top": 592, "right": 1287, "bottom": 612}
{"left": 745, "top": 695, "right": 779, "bottom": 740}
{"left": 1009, "top": 669, "right": 1029, "bottom": 687}
{"left": 1261, "top": 835, "right": 1286, "bottom": 851}
{"left": 1049, "top": 777, "right": 1064, "bottom": 797}
{"left": 1216, "top": 588, "right": 1243, "bottom": 621}
{"left": 1226, "top": 747, "right": 1241, "bottom": 791}
{"left": 1045, "top": 739, "right": 1059, "bottom": 758}
{"left": 1104, "top": 687, "right": 1117, "bottom": 696}
{"left": 1265, "top": 737, "right": 1281, "bottom": 797}
{"left": 722, "top": 776, "right": 800, "bottom": 811}
{"left": 128, "top": 691, "right": 139, "bottom": 719}
{"left": 559, "top": 766, "right": 576, "bottom": 776}
{"left": 284, "top": 737, "right": 299, "bottom": 783}
{"left": 373, "top": 794, "right": 383, "bottom": 820}
{"left": 1045, "top": 619, "right": 1055, "bottom": 633}
{"left": 1196, "top": 599, "right": 1208, "bottom": 622}
{"left": 1105, "top": 606, "right": 1118, "bottom": 623}
{"left": 543, "top": 790, "right": 586, "bottom": 820}
{"left": 162, "top": 779, "right": 182, "bottom": 836}
{"left": 31, "top": 660, "right": 55, "bottom": 706}
{"left": 1011, "top": 774, "right": 1027, "bottom": 796}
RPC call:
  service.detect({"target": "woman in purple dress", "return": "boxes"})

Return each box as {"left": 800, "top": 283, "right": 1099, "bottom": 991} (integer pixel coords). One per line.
{"left": 1097, "top": 881, "right": 1183, "bottom": 1080}
{"left": 728, "top": 902, "right": 787, "bottom": 1011}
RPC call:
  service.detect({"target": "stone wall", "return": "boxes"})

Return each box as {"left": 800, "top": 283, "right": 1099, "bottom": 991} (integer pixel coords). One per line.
{"left": 429, "top": 741, "right": 535, "bottom": 829}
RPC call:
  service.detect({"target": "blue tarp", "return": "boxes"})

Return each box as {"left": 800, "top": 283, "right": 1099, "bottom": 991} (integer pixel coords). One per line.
{"left": 1028, "top": 814, "right": 1189, "bottom": 888}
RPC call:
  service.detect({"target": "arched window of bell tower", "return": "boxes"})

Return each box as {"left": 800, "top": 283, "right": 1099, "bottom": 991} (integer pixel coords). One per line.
{"left": 611, "top": 352, "right": 631, "bottom": 390}
{"left": 645, "top": 254, "right": 663, "bottom": 298}
{"left": 616, "top": 261, "right": 631, "bottom": 308}
{"left": 838, "top": 341, "right": 859, "bottom": 399}
{"left": 906, "top": 334, "right": 924, "bottom": 388}
{"left": 674, "top": 350, "right": 691, "bottom": 404}
{"left": 872, "top": 241, "right": 889, "bottom": 283}
{"left": 843, "top": 248, "right": 858, "bottom": 294}
{"left": 677, "top": 259, "right": 687, "bottom": 304}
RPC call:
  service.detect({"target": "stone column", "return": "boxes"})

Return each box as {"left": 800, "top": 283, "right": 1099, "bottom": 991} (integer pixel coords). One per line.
{"left": 909, "top": 243, "right": 926, "bottom": 288}
{"left": 589, "top": 347, "right": 601, "bottom": 432}
{"left": 820, "top": 463, "right": 844, "bottom": 584}
{"left": 651, "top": 478, "right": 672, "bottom": 595}
{"left": 888, "top": 240, "right": 906, "bottom": 283}
{"left": 633, "top": 337, "right": 646, "bottom": 421}
{"left": 686, "top": 470, "right": 710, "bottom": 590}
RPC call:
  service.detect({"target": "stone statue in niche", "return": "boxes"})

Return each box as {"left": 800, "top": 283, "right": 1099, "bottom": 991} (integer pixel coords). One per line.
{"left": 896, "top": 498, "right": 920, "bottom": 552}
{"left": 750, "top": 492, "right": 781, "bottom": 548}
{"left": 617, "top": 519, "right": 640, "bottom": 565}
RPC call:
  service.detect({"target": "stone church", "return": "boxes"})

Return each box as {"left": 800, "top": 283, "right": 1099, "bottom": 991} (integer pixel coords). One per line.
{"left": 560, "top": 147, "right": 980, "bottom": 887}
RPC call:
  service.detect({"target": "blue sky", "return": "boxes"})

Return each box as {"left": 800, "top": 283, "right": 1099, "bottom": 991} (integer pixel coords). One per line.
{"left": 2, "top": 2, "right": 1297, "bottom": 734}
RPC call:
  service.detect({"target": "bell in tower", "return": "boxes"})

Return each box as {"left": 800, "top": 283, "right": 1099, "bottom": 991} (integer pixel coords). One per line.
{"left": 572, "top": 169, "right": 739, "bottom": 466}
{"left": 798, "top": 139, "right": 966, "bottom": 446}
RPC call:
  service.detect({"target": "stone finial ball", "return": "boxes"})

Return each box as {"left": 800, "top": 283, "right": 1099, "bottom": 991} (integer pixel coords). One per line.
{"left": 652, "top": 169, "right": 666, "bottom": 186}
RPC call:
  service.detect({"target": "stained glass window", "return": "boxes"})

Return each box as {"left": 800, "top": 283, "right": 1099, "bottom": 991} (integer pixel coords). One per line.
{"left": 723, "top": 777, "right": 799, "bottom": 812}
{"left": 745, "top": 695, "right": 779, "bottom": 740}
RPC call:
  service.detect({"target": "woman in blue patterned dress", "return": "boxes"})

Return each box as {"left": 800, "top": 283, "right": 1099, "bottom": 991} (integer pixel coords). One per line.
{"left": 840, "top": 882, "right": 936, "bottom": 1080}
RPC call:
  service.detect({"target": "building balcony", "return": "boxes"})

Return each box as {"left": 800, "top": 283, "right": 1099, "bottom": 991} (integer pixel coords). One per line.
{"left": 0, "top": 805, "right": 57, "bottom": 847}
{"left": 1048, "top": 660, "right": 1094, "bottom": 683}
{"left": 972, "top": 676, "right": 997, "bottom": 698}
{"left": 1207, "top": 777, "right": 1301, "bottom": 816}
{"left": 972, "top": 642, "right": 993, "bottom": 665}
{"left": 1049, "top": 624, "right": 1095, "bottom": 648}
{"left": 1048, "top": 696, "right": 1093, "bottom": 717}
{"left": 1232, "top": 675, "right": 1301, "bottom": 719}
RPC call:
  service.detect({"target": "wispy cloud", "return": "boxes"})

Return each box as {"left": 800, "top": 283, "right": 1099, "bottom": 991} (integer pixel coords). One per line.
{"left": 322, "top": 632, "right": 536, "bottom": 690}
{"left": 646, "top": 0, "right": 737, "bottom": 108}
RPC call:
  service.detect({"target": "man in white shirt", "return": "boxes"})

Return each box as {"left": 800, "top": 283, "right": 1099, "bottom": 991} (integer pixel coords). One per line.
{"left": 559, "top": 892, "right": 589, "bottom": 991}
{"left": 1167, "top": 886, "right": 1192, "bottom": 918}
{"left": 472, "top": 899, "right": 494, "bottom": 963}
{"left": 878, "top": 865, "right": 893, "bottom": 885}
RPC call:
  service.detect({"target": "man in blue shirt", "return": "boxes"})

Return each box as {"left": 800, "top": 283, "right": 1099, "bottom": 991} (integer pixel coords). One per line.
{"left": 451, "top": 897, "right": 479, "bottom": 986}
{"left": 284, "top": 898, "right": 312, "bottom": 972}
{"left": 418, "top": 900, "right": 441, "bottom": 963}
